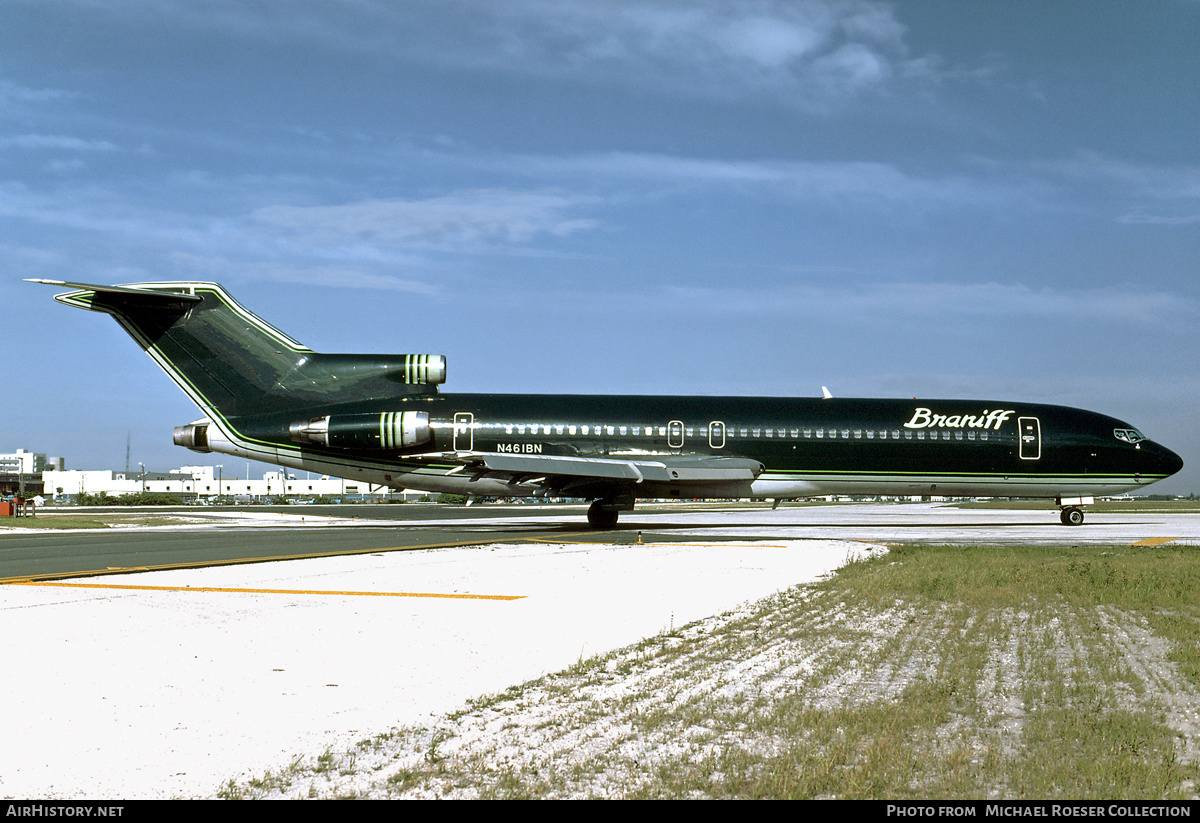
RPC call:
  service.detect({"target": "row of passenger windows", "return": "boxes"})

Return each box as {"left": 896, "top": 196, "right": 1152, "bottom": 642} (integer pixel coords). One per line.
{"left": 494, "top": 423, "right": 991, "bottom": 441}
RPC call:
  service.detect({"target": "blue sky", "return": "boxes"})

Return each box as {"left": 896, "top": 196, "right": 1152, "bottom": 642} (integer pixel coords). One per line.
{"left": 3, "top": 0, "right": 1197, "bottom": 493}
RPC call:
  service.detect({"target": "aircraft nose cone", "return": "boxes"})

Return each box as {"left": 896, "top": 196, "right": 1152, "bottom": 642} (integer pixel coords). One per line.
{"left": 1149, "top": 442, "right": 1184, "bottom": 477}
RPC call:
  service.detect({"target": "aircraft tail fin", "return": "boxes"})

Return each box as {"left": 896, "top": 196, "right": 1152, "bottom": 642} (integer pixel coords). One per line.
{"left": 30, "top": 280, "right": 445, "bottom": 422}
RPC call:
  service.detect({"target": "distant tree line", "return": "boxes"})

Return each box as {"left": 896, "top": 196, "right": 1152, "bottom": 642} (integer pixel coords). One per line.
{"left": 74, "top": 491, "right": 189, "bottom": 506}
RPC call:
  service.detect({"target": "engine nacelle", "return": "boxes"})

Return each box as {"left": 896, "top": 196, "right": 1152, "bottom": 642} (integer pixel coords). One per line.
{"left": 173, "top": 422, "right": 212, "bottom": 453}
{"left": 401, "top": 354, "right": 446, "bottom": 386}
{"left": 289, "top": 411, "right": 432, "bottom": 450}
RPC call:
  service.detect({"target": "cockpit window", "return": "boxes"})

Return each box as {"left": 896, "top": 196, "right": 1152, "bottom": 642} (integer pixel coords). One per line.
{"left": 1114, "top": 428, "right": 1146, "bottom": 444}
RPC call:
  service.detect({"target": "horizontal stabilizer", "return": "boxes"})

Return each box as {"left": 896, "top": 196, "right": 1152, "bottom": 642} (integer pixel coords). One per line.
{"left": 26, "top": 279, "right": 204, "bottom": 305}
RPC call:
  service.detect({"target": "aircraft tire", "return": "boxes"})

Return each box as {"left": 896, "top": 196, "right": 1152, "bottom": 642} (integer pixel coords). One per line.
{"left": 587, "top": 501, "right": 619, "bottom": 529}
{"left": 1060, "top": 507, "right": 1085, "bottom": 526}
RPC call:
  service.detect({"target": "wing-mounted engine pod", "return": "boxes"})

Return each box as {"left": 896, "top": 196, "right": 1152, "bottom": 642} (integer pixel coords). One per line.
{"left": 173, "top": 422, "right": 212, "bottom": 453}
{"left": 289, "top": 411, "right": 432, "bottom": 450}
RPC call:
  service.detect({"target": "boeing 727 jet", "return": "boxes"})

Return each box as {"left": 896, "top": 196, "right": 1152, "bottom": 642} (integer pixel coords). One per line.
{"left": 33, "top": 280, "right": 1183, "bottom": 527}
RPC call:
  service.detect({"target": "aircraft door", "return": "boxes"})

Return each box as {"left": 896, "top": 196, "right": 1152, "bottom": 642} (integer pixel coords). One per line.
{"left": 1018, "top": 417, "right": 1041, "bottom": 460}
{"left": 453, "top": 412, "right": 474, "bottom": 451}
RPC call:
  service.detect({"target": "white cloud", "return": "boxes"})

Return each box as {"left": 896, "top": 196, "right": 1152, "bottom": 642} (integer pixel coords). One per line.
{"left": 0, "top": 134, "right": 119, "bottom": 152}
{"left": 1116, "top": 212, "right": 1200, "bottom": 226}
{"left": 508, "top": 151, "right": 1019, "bottom": 211}
{"left": 653, "top": 281, "right": 1197, "bottom": 328}
{"left": 0, "top": 78, "right": 76, "bottom": 109}
{"left": 249, "top": 189, "right": 601, "bottom": 249}
{"left": 168, "top": 254, "right": 439, "bottom": 295}
{"left": 60, "top": 0, "right": 928, "bottom": 107}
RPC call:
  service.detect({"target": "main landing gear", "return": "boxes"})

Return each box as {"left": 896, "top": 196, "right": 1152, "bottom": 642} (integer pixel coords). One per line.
{"left": 587, "top": 496, "right": 634, "bottom": 529}
{"left": 1057, "top": 496, "right": 1092, "bottom": 526}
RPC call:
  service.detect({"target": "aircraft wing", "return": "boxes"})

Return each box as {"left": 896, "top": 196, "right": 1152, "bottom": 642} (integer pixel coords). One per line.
{"left": 457, "top": 452, "right": 763, "bottom": 485}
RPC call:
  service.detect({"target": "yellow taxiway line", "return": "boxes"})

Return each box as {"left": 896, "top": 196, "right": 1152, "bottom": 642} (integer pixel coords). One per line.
{"left": 7, "top": 581, "right": 524, "bottom": 600}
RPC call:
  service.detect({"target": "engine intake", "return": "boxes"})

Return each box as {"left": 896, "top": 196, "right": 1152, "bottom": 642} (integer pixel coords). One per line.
{"left": 289, "top": 411, "right": 432, "bottom": 450}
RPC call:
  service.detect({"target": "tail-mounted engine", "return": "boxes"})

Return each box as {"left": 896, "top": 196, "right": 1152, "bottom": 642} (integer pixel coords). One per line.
{"left": 289, "top": 410, "right": 432, "bottom": 451}
{"left": 173, "top": 422, "right": 211, "bottom": 453}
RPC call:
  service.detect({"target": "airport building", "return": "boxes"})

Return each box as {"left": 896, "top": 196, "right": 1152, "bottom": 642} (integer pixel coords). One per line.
{"left": 0, "top": 449, "right": 58, "bottom": 500}
{"left": 0, "top": 449, "right": 64, "bottom": 475}
{"left": 40, "top": 465, "right": 419, "bottom": 503}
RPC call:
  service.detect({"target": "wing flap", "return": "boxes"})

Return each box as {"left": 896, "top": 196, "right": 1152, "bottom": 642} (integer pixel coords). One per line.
{"left": 476, "top": 453, "right": 762, "bottom": 484}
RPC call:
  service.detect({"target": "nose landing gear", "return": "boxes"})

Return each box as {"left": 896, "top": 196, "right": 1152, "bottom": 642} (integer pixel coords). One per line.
{"left": 1056, "top": 496, "right": 1092, "bottom": 526}
{"left": 1060, "top": 506, "right": 1085, "bottom": 526}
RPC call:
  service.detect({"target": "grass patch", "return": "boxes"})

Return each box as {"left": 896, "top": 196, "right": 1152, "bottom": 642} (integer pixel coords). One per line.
{"left": 1, "top": 517, "right": 112, "bottom": 529}
{"left": 219, "top": 543, "right": 1200, "bottom": 799}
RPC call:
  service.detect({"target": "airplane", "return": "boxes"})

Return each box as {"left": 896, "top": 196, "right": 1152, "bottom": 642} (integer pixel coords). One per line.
{"left": 31, "top": 279, "right": 1183, "bottom": 527}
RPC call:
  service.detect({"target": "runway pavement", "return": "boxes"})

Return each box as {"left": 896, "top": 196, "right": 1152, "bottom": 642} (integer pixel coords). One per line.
{"left": 2, "top": 501, "right": 1195, "bottom": 583}
{"left": 1, "top": 502, "right": 1197, "bottom": 799}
